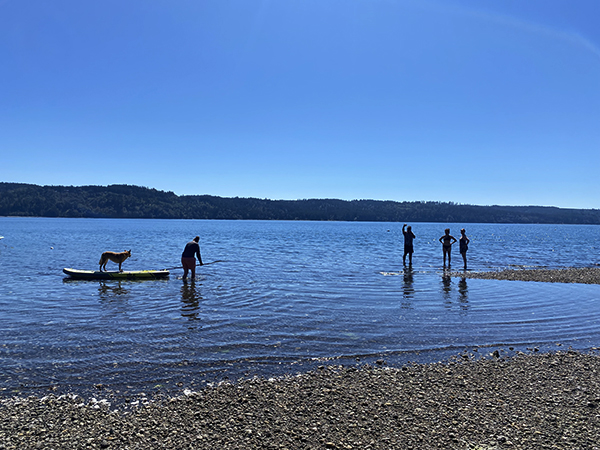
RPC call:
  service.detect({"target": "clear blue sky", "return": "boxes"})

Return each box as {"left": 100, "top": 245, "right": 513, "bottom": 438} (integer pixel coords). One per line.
{"left": 1, "top": 0, "right": 599, "bottom": 208}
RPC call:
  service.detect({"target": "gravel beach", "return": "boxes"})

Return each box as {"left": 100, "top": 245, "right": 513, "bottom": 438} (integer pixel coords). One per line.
{"left": 454, "top": 267, "right": 600, "bottom": 285}
{"left": 2, "top": 351, "right": 600, "bottom": 449}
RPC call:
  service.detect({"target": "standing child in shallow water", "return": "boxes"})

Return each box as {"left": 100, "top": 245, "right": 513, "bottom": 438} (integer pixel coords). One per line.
{"left": 459, "top": 228, "right": 470, "bottom": 270}
{"left": 439, "top": 228, "right": 457, "bottom": 267}
{"left": 402, "top": 224, "right": 416, "bottom": 266}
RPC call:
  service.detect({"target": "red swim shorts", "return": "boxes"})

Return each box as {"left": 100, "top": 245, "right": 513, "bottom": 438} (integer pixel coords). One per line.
{"left": 181, "top": 257, "right": 196, "bottom": 270}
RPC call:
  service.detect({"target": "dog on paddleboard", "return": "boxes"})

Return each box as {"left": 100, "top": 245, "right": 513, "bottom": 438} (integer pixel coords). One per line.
{"left": 99, "top": 250, "right": 131, "bottom": 272}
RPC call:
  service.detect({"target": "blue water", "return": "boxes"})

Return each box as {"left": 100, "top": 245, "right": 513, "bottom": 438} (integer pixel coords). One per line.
{"left": 1, "top": 218, "right": 600, "bottom": 397}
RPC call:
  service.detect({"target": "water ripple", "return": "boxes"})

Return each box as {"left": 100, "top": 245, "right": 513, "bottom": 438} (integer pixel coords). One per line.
{"left": 2, "top": 218, "right": 600, "bottom": 397}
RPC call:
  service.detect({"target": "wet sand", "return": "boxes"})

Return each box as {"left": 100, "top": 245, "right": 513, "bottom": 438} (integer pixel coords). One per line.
{"left": 454, "top": 266, "right": 600, "bottom": 285}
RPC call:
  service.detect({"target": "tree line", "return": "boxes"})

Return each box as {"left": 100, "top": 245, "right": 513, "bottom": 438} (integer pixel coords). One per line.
{"left": 1, "top": 182, "right": 599, "bottom": 224}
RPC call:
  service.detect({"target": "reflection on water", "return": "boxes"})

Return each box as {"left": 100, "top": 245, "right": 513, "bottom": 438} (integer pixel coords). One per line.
{"left": 440, "top": 272, "right": 469, "bottom": 312}
{"left": 441, "top": 272, "right": 452, "bottom": 300}
{"left": 402, "top": 267, "right": 414, "bottom": 302}
{"left": 458, "top": 277, "right": 469, "bottom": 305}
{"left": 98, "top": 281, "right": 129, "bottom": 299}
{"left": 181, "top": 279, "right": 202, "bottom": 326}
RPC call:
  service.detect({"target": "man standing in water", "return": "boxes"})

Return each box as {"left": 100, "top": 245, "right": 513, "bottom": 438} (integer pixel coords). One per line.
{"left": 402, "top": 224, "right": 416, "bottom": 266}
{"left": 439, "top": 228, "right": 457, "bottom": 267}
{"left": 181, "top": 236, "right": 203, "bottom": 280}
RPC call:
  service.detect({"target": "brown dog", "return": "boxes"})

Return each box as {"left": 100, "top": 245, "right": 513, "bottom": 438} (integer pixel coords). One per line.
{"left": 99, "top": 250, "right": 131, "bottom": 272}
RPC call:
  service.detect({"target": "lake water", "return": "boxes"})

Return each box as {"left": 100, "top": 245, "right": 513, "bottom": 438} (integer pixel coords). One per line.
{"left": 1, "top": 217, "right": 600, "bottom": 399}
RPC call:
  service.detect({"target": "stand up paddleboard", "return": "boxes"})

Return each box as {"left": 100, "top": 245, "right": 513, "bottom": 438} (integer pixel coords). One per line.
{"left": 63, "top": 268, "right": 169, "bottom": 280}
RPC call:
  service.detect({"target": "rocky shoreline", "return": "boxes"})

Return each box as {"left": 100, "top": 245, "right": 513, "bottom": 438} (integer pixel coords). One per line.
{"left": 2, "top": 351, "right": 600, "bottom": 449}
{"left": 454, "top": 266, "right": 600, "bottom": 285}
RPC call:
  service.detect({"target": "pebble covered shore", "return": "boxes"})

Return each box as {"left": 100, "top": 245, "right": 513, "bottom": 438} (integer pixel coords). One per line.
{"left": 2, "top": 351, "right": 600, "bottom": 449}
{"left": 455, "top": 266, "right": 600, "bottom": 285}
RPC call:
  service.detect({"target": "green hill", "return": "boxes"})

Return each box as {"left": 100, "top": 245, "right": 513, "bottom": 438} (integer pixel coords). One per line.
{"left": 1, "top": 182, "right": 599, "bottom": 224}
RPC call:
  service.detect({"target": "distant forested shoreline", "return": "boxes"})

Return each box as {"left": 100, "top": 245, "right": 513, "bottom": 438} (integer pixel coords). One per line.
{"left": 1, "top": 182, "right": 599, "bottom": 224}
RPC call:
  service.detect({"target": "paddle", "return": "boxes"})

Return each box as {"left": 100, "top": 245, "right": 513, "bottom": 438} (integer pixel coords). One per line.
{"left": 162, "top": 260, "right": 224, "bottom": 271}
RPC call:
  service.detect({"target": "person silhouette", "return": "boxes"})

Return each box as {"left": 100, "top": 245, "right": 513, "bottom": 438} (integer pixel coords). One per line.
{"left": 181, "top": 236, "right": 204, "bottom": 280}
{"left": 439, "top": 228, "right": 457, "bottom": 266}
{"left": 402, "top": 224, "right": 416, "bottom": 266}
{"left": 459, "top": 228, "right": 470, "bottom": 270}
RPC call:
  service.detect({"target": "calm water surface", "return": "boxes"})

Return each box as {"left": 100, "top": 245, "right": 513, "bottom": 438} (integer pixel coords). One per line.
{"left": 1, "top": 218, "right": 600, "bottom": 397}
